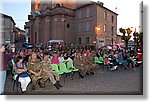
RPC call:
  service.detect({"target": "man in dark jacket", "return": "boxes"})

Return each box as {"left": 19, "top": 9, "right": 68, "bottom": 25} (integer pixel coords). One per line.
{"left": 0, "top": 44, "right": 14, "bottom": 94}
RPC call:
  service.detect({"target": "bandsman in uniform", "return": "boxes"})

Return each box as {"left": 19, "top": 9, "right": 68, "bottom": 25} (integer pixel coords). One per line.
{"left": 27, "top": 53, "right": 43, "bottom": 90}
{"left": 41, "top": 54, "right": 62, "bottom": 90}
{"left": 83, "top": 52, "right": 94, "bottom": 75}
{"left": 87, "top": 51, "right": 99, "bottom": 73}
{"left": 74, "top": 53, "right": 87, "bottom": 78}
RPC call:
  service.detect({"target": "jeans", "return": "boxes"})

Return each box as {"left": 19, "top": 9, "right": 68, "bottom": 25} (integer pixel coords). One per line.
{"left": 0, "top": 70, "right": 6, "bottom": 94}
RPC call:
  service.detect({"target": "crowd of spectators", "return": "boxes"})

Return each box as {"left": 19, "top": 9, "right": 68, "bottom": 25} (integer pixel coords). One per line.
{"left": 0, "top": 43, "right": 140, "bottom": 94}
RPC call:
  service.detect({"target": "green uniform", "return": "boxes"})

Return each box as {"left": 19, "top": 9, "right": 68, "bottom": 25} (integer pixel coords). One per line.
{"left": 41, "top": 60, "right": 60, "bottom": 84}
{"left": 88, "top": 54, "right": 99, "bottom": 71}
{"left": 84, "top": 56, "right": 93, "bottom": 74}
{"left": 27, "top": 59, "right": 43, "bottom": 85}
{"left": 74, "top": 56, "right": 88, "bottom": 76}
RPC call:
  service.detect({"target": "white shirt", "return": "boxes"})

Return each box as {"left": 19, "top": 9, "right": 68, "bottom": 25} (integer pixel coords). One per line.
{"left": 64, "top": 57, "right": 73, "bottom": 62}
{"left": 58, "top": 57, "right": 64, "bottom": 63}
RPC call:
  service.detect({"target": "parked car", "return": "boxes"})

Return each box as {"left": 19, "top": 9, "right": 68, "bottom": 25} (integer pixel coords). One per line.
{"left": 47, "top": 45, "right": 52, "bottom": 51}
{"left": 36, "top": 43, "right": 44, "bottom": 49}
{"left": 22, "top": 42, "right": 28, "bottom": 48}
{"left": 26, "top": 43, "right": 33, "bottom": 49}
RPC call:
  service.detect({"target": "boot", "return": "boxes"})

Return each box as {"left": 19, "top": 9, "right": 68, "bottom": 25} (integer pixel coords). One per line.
{"left": 90, "top": 72, "right": 94, "bottom": 75}
{"left": 32, "top": 85, "right": 36, "bottom": 90}
{"left": 54, "top": 83, "right": 60, "bottom": 90}
{"left": 86, "top": 72, "right": 90, "bottom": 76}
{"left": 56, "top": 81, "right": 63, "bottom": 87}
{"left": 79, "top": 73, "right": 84, "bottom": 78}
{"left": 39, "top": 82, "right": 45, "bottom": 88}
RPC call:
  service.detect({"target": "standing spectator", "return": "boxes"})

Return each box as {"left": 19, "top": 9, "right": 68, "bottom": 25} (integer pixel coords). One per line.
{"left": 0, "top": 44, "right": 14, "bottom": 94}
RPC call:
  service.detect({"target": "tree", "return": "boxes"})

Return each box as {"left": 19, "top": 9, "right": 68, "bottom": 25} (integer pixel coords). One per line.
{"left": 133, "top": 31, "right": 143, "bottom": 52}
{"left": 138, "top": 32, "right": 143, "bottom": 45}
{"left": 119, "top": 28, "right": 132, "bottom": 49}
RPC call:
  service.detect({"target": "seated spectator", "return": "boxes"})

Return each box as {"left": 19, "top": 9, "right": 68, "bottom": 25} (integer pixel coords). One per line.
{"left": 58, "top": 53, "right": 64, "bottom": 63}
{"left": 51, "top": 54, "right": 59, "bottom": 64}
{"left": 41, "top": 54, "right": 62, "bottom": 89}
{"left": 108, "top": 51, "right": 119, "bottom": 70}
{"left": 117, "top": 51, "right": 128, "bottom": 67}
{"left": 104, "top": 57, "right": 110, "bottom": 65}
{"left": 19, "top": 51, "right": 26, "bottom": 64}
{"left": 96, "top": 50, "right": 101, "bottom": 58}
{"left": 63, "top": 52, "right": 73, "bottom": 63}
{"left": 127, "top": 54, "right": 136, "bottom": 70}
{"left": 13, "top": 56, "right": 31, "bottom": 93}
{"left": 27, "top": 53, "right": 43, "bottom": 90}
{"left": 74, "top": 53, "right": 87, "bottom": 78}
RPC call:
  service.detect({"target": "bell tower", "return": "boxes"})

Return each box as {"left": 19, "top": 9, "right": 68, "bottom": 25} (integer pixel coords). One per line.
{"left": 31, "top": 0, "right": 91, "bottom": 11}
{"left": 31, "top": 0, "right": 40, "bottom": 11}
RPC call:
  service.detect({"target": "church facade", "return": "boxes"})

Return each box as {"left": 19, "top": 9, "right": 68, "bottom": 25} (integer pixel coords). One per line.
{"left": 25, "top": 0, "right": 118, "bottom": 48}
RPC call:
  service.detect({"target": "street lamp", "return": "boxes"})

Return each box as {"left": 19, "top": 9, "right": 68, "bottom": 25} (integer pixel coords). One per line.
{"left": 95, "top": 26, "right": 101, "bottom": 49}
{"left": 95, "top": 26, "right": 101, "bottom": 35}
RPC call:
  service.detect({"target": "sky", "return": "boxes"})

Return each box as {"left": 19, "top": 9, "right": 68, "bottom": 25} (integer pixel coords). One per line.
{"left": 0, "top": 0, "right": 143, "bottom": 33}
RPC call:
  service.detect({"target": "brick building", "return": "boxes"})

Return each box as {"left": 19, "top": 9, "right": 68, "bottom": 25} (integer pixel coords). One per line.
{"left": 0, "top": 13, "right": 16, "bottom": 44}
{"left": 25, "top": 0, "right": 117, "bottom": 48}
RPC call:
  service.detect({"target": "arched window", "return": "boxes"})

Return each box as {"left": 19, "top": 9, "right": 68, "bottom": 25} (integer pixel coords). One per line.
{"left": 78, "top": 11, "right": 82, "bottom": 19}
{"left": 112, "top": 16, "right": 114, "bottom": 23}
{"left": 86, "top": 22, "right": 91, "bottom": 31}
{"left": 104, "top": 24, "right": 107, "bottom": 32}
{"left": 35, "top": 32, "right": 37, "bottom": 44}
{"left": 85, "top": 37, "right": 90, "bottom": 44}
{"left": 111, "top": 26, "right": 114, "bottom": 35}
{"left": 78, "top": 37, "right": 81, "bottom": 44}
{"left": 104, "top": 11, "right": 107, "bottom": 20}
{"left": 86, "top": 8, "right": 90, "bottom": 17}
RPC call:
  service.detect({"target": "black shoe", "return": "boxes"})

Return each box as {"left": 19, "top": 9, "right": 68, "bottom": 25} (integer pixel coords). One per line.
{"left": 56, "top": 81, "right": 63, "bottom": 87}
{"left": 32, "top": 85, "right": 36, "bottom": 90}
{"left": 54, "top": 83, "right": 60, "bottom": 90}
{"left": 86, "top": 73, "right": 90, "bottom": 76}
{"left": 22, "top": 91, "right": 26, "bottom": 94}
{"left": 79, "top": 73, "right": 84, "bottom": 78}
{"left": 39, "top": 83, "right": 45, "bottom": 88}
{"left": 90, "top": 72, "right": 94, "bottom": 75}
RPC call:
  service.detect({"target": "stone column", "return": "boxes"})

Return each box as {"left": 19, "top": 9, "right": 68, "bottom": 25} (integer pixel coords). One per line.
{"left": 45, "top": 17, "right": 51, "bottom": 43}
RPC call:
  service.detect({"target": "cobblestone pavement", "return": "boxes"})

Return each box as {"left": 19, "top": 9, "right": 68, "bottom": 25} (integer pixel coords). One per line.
{"left": 4, "top": 66, "right": 143, "bottom": 95}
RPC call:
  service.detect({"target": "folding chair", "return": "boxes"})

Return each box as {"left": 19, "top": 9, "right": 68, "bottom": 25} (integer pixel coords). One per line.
{"left": 59, "top": 63, "right": 72, "bottom": 82}
{"left": 66, "top": 61, "right": 79, "bottom": 79}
